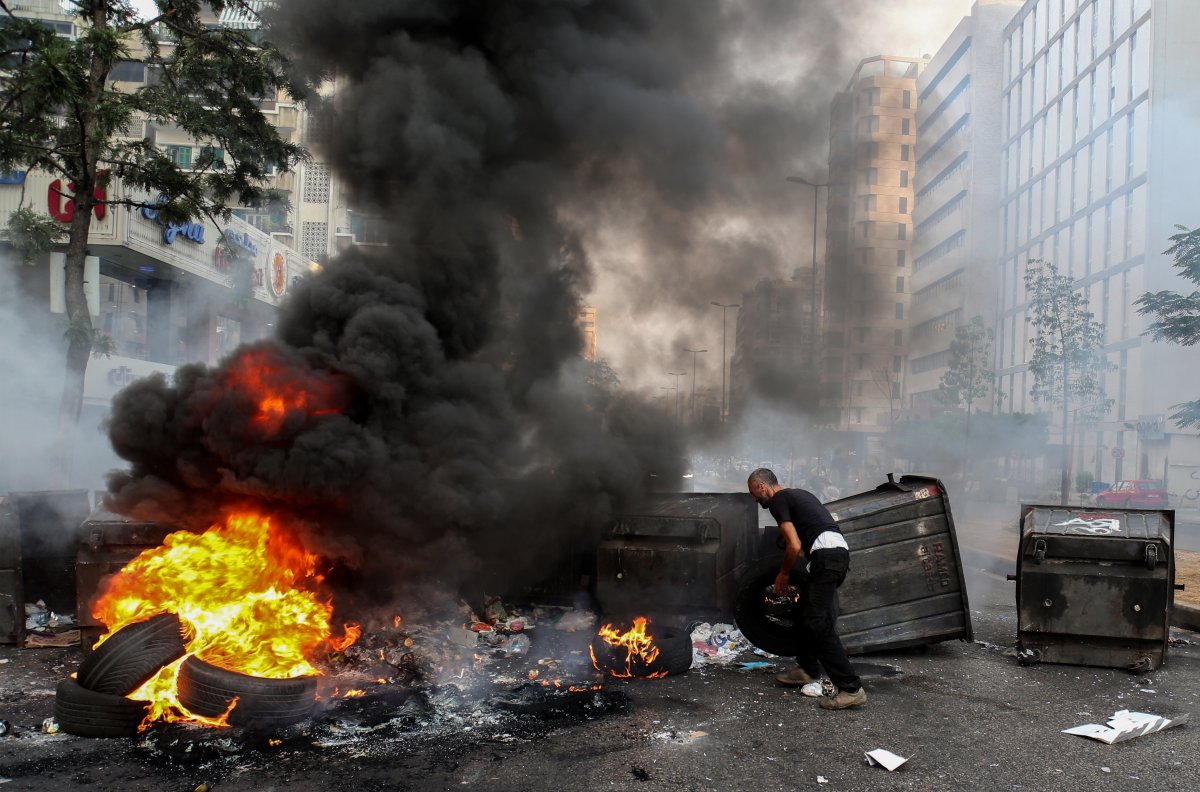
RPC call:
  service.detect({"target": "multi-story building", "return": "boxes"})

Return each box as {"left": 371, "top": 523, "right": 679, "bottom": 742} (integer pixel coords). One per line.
{"left": 908, "top": 1, "right": 1023, "bottom": 417}
{"left": 823, "top": 55, "right": 927, "bottom": 461}
{"left": 576, "top": 305, "right": 597, "bottom": 362}
{"left": 729, "top": 269, "right": 817, "bottom": 418}
{"left": 996, "top": 0, "right": 1200, "bottom": 487}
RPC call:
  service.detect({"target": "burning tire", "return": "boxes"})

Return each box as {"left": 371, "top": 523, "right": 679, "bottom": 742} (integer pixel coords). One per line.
{"left": 53, "top": 678, "right": 150, "bottom": 738}
{"left": 733, "top": 559, "right": 809, "bottom": 658}
{"left": 77, "top": 613, "right": 189, "bottom": 696}
{"left": 590, "top": 624, "right": 692, "bottom": 677}
{"left": 176, "top": 656, "right": 317, "bottom": 729}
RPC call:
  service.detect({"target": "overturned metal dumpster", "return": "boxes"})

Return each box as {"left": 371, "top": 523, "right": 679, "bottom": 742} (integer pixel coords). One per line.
{"left": 1012, "top": 505, "right": 1177, "bottom": 671}
{"left": 735, "top": 474, "right": 973, "bottom": 656}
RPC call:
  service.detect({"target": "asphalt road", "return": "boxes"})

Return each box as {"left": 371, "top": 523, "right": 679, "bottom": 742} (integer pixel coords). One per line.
{"left": 2, "top": 517, "right": 1199, "bottom": 791}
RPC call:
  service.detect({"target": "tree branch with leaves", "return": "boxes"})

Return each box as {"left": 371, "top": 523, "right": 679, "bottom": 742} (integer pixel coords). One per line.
{"left": 0, "top": 0, "right": 307, "bottom": 482}
{"left": 1136, "top": 224, "right": 1200, "bottom": 429}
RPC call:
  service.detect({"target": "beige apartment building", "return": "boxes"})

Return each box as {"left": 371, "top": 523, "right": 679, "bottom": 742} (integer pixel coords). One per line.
{"left": 908, "top": 1, "right": 1022, "bottom": 417}
{"left": 823, "top": 55, "right": 927, "bottom": 460}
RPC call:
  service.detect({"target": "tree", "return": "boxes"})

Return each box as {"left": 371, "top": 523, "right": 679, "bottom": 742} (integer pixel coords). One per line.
{"left": 0, "top": 0, "right": 304, "bottom": 481}
{"left": 1135, "top": 225, "right": 1200, "bottom": 428}
{"left": 1024, "top": 258, "right": 1112, "bottom": 505}
{"left": 935, "top": 315, "right": 997, "bottom": 469}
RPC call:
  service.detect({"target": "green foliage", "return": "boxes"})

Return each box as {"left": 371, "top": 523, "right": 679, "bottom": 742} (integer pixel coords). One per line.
{"left": 3, "top": 207, "right": 64, "bottom": 264}
{"left": 0, "top": 1, "right": 305, "bottom": 225}
{"left": 1136, "top": 225, "right": 1200, "bottom": 428}
{"left": 935, "top": 315, "right": 995, "bottom": 411}
{"left": 1024, "top": 259, "right": 1112, "bottom": 423}
{"left": 61, "top": 315, "right": 114, "bottom": 357}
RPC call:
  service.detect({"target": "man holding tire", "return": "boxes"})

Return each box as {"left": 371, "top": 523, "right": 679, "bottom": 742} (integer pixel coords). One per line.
{"left": 747, "top": 468, "right": 866, "bottom": 710}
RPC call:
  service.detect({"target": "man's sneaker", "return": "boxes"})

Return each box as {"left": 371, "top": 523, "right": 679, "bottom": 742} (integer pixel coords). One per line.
{"left": 819, "top": 687, "right": 867, "bottom": 710}
{"left": 799, "top": 681, "right": 824, "bottom": 697}
{"left": 774, "top": 667, "right": 814, "bottom": 686}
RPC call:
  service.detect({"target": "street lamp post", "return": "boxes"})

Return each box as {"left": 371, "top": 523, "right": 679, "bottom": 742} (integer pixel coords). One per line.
{"left": 666, "top": 372, "right": 686, "bottom": 425}
{"left": 710, "top": 302, "right": 740, "bottom": 421}
{"left": 682, "top": 348, "right": 707, "bottom": 424}
{"left": 786, "top": 175, "right": 829, "bottom": 368}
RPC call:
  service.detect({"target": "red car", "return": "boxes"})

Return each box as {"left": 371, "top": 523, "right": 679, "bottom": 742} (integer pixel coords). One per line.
{"left": 1094, "top": 480, "right": 1169, "bottom": 509}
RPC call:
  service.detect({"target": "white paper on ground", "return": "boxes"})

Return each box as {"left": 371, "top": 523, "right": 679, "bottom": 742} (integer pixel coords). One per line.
{"left": 864, "top": 748, "right": 909, "bottom": 771}
{"left": 1063, "top": 710, "right": 1189, "bottom": 744}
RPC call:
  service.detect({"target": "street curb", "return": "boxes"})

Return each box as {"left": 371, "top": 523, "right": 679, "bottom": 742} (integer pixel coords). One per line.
{"left": 1171, "top": 602, "right": 1200, "bottom": 633}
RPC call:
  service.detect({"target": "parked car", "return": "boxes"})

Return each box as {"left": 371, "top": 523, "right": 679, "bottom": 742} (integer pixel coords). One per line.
{"left": 1094, "top": 479, "right": 1168, "bottom": 509}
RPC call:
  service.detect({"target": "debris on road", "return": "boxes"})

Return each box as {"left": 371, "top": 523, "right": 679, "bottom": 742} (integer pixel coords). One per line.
{"left": 864, "top": 748, "right": 910, "bottom": 771}
{"left": 1063, "top": 710, "right": 1189, "bottom": 743}
{"left": 689, "top": 622, "right": 751, "bottom": 666}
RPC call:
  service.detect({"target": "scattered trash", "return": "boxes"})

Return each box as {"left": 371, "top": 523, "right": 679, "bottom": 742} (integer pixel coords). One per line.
{"left": 40, "top": 718, "right": 59, "bottom": 735}
{"left": 816, "top": 775, "right": 829, "bottom": 784}
{"left": 738, "top": 661, "right": 772, "bottom": 671}
{"left": 865, "top": 748, "right": 910, "bottom": 771}
{"left": 1101, "top": 766, "right": 1112, "bottom": 773}
{"left": 689, "top": 622, "right": 751, "bottom": 666}
{"left": 23, "top": 601, "right": 80, "bottom": 648}
{"left": 1063, "top": 710, "right": 1189, "bottom": 744}
{"left": 1140, "top": 689, "right": 1157, "bottom": 693}
{"left": 0, "top": 720, "right": 10, "bottom": 737}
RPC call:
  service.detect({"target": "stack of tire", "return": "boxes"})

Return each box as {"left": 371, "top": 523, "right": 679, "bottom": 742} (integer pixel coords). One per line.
{"left": 54, "top": 613, "right": 318, "bottom": 737}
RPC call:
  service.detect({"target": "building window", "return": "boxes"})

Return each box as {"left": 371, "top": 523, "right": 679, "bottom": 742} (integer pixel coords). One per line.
{"left": 109, "top": 60, "right": 144, "bottom": 83}
{"left": 867, "top": 168, "right": 879, "bottom": 186}
{"left": 902, "top": 118, "right": 911, "bottom": 135}
{"left": 903, "top": 90, "right": 912, "bottom": 109}
{"left": 898, "top": 223, "right": 906, "bottom": 240}
{"left": 896, "top": 276, "right": 905, "bottom": 293}
{"left": 894, "top": 329, "right": 903, "bottom": 345}
{"left": 900, "top": 170, "right": 909, "bottom": 188}
{"left": 899, "top": 197, "right": 908, "bottom": 214}
{"left": 895, "top": 303, "right": 904, "bottom": 320}
{"left": 901, "top": 144, "right": 910, "bottom": 161}
{"left": 166, "top": 145, "right": 191, "bottom": 168}
{"left": 893, "top": 355, "right": 902, "bottom": 373}
{"left": 197, "top": 146, "right": 224, "bottom": 170}
{"left": 897, "top": 250, "right": 905, "bottom": 268}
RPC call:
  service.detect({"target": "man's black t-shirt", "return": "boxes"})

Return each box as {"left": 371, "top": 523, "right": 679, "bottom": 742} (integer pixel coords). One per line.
{"left": 766, "top": 488, "right": 841, "bottom": 556}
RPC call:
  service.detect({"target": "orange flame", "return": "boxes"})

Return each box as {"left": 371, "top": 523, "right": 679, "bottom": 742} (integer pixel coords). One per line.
{"left": 330, "top": 622, "right": 362, "bottom": 652}
{"left": 222, "top": 347, "right": 348, "bottom": 435}
{"left": 92, "top": 511, "right": 354, "bottom": 725}
{"left": 590, "top": 617, "right": 668, "bottom": 679}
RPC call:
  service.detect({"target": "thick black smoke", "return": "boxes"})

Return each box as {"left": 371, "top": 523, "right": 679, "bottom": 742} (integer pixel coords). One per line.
{"left": 104, "top": 0, "right": 887, "bottom": 613}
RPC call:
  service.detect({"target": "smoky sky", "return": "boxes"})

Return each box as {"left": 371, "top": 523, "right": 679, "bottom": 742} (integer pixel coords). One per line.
{"left": 103, "top": 0, "right": 968, "bottom": 612}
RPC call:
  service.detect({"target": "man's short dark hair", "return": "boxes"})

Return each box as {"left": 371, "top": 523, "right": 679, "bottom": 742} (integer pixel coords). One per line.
{"left": 748, "top": 468, "right": 778, "bottom": 486}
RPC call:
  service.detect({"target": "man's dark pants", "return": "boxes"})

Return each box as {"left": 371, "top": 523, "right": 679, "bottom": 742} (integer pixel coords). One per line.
{"left": 793, "top": 548, "right": 862, "bottom": 693}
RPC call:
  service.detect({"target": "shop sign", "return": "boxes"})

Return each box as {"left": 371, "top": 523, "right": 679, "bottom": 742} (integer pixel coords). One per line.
{"left": 83, "top": 355, "right": 176, "bottom": 403}
{"left": 0, "top": 171, "right": 26, "bottom": 184}
{"left": 268, "top": 250, "right": 287, "bottom": 298}
{"left": 48, "top": 178, "right": 107, "bottom": 222}
{"left": 141, "top": 194, "right": 206, "bottom": 245}
{"left": 223, "top": 228, "right": 259, "bottom": 258}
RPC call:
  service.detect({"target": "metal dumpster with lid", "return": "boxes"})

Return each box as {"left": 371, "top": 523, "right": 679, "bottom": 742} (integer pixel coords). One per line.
{"left": 1013, "top": 505, "right": 1177, "bottom": 671}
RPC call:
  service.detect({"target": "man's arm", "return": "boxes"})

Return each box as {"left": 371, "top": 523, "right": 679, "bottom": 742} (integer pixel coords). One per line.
{"left": 774, "top": 520, "right": 803, "bottom": 594}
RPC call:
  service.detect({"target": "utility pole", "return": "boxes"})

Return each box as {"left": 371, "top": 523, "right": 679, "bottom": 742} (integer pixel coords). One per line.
{"left": 710, "top": 302, "right": 740, "bottom": 421}
{"left": 682, "top": 348, "right": 707, "bottom": 424}
{"left": 666, "top": 372, "right": 686, "bottom": 425}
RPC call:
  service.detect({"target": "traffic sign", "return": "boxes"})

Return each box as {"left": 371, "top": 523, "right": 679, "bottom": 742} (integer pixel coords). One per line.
{"left": 1111, "top": 446, "right": 1125, "bottom": 459}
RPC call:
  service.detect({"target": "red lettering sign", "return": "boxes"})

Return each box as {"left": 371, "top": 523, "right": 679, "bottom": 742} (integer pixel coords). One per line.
{"left": 48, "top": 178, "right": 107, "bottom": 223}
